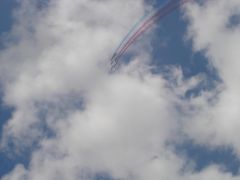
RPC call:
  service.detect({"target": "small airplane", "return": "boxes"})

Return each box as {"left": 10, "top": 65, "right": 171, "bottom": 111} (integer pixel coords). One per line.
{"left": 110, "top": 53, "right": 120, "bottom": 72}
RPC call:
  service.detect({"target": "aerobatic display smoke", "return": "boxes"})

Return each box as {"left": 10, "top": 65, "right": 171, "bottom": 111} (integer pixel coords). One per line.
{"left": 110, "top": 0, "right": 192, "bottom": 72}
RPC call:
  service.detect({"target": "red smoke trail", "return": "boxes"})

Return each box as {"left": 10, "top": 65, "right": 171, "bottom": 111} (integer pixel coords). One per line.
{"left": 111, "top": 0, "right": 191, "bottom": 71}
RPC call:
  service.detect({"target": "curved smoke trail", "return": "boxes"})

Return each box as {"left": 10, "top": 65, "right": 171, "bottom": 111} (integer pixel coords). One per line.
{"left": 114, "top": 0, "right": 190, "bottom": 65}
{"left": 111, "top": 0, "right": 171, "bottom": 66}
{"left": 111, "top": 14, "right": 149, "bottom": 65}
{"left": 110, "top": 0, "right": 192, "bottom": 71}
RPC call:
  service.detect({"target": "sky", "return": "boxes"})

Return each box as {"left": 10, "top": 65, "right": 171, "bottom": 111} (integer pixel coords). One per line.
{"left": 0, "top": 0, "right": 240, "bottom": 179}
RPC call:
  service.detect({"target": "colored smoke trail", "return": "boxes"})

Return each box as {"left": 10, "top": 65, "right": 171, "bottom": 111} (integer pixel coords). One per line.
{"left": 115, "top": 0, "right": 190, "bottom": 64}
{"left": 110, "top": 0, "right": 192, "bottom": 71}
{"left": 111, "top": 15, "right": 149, "bottom": 65}
{"left": 111, "top": 0, "right": 171, "bottom": 66}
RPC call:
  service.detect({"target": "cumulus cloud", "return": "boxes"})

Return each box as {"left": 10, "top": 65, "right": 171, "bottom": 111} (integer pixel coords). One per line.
{"left": 0, "top": 0, "right": 145, "bottom": 148}
{"left": 1, "top": 0, "right": 240, "bottom": 179}
{"left": 183, "top": 0, "right": 240, "bottom": 153}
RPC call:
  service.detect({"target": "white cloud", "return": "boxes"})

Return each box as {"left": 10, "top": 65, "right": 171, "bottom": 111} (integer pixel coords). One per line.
{"left": 183, "top": 0, "right": 240, "bottom": 154}
{"left": 1, "top": 0, "right": 240, "bottom": 179}
{"left": 0, "top": 0, "right": 146, "bottom": 148}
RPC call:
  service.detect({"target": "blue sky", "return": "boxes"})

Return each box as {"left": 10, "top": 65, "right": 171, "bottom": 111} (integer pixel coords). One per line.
{"left": 0, "top": 0, "right": 15, "bottom": 49}
{"left": 1, "top": 0, "right": 240, "bottom": 179}
{"left": 0, "top": 0, "right": 15, "bottom": 33}
{"left": 0, "top": 0, "right": 20, "bottom": 177}
{"left": 0, "top": 0, "right": 34, "bottom": 178}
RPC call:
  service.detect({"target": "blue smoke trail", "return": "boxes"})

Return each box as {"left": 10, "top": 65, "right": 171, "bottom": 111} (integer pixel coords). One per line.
{"left": 110, "top": 0, "right": 190, "bottom": 71}
{"left": 111, "top": 2, "right": 169, "bottom": 64}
